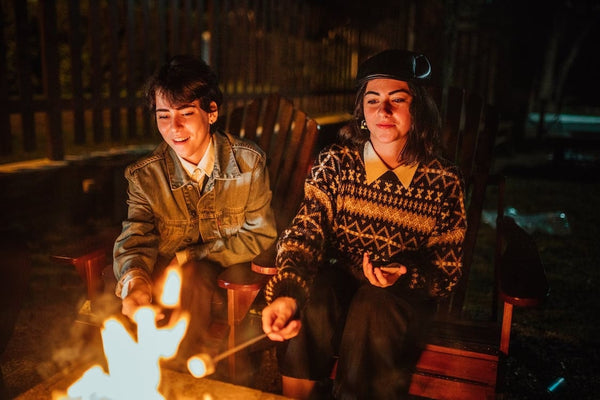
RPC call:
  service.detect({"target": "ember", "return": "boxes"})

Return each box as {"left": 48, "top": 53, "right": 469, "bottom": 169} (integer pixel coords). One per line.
{"left": 53, "top": 267, "right": 189, "bottom": 400}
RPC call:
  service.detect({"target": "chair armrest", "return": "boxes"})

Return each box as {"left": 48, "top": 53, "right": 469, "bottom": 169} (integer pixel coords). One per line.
{"left": 51, "top": 248, "right": 108, "bottom": 301}
{"left": 498, "top": 216, "right": 550, "bottom": 307}
{"left": 217, "top": 263, "right": 271, "bottom": 291}
{"left": 250, "top": 242, "right": 278, "bottom": 275}
{"left": 217, "top": 242, "right": 277, "bottom": 291}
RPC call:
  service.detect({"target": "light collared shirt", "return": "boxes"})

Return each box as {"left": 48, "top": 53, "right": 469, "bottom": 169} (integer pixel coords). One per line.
{"left": 363, "top": 140, "right": 418, "bottom": 189}
{"left": 176, "top": 136, "right": 215, "bottom": 183}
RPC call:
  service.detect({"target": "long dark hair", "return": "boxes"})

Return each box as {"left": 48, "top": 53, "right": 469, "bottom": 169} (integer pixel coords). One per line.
{"left": 338, "top": 80, "right": 441, "bottom": 165}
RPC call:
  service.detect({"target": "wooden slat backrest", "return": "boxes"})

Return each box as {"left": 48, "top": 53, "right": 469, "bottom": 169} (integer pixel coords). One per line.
{"left": 432, "top": 87, "right": 498, "bottom": 319}
{"left": 441, "top": 87, "right": 466, "bottom": 162}
{"left": 226, "top": 93, "right": 319, "bottom": 231}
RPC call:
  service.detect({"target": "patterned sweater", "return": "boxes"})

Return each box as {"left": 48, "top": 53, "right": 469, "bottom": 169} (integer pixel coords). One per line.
{"left": 265, "top": 143, "right": 467, "bottom": 307}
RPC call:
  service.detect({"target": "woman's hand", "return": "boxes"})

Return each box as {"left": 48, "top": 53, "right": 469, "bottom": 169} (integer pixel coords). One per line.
{"left": 262, "top": 296, "right": 302, "bottom": 342}
{"left": 362, "top": 253, "right": 407, "bottom": 288}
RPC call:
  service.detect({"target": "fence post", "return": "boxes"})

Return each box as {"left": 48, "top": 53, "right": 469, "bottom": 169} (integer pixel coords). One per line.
{"left": 39, "top": 0, "right": 63, "bottom": 160}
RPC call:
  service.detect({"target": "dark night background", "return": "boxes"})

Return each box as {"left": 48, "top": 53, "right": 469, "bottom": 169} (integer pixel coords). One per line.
{"left": 1, "top": 0, "right": 600, "bottom": 399}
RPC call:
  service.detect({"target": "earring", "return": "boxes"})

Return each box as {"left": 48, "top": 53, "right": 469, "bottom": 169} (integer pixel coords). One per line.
{"left": 360, "top": 119, "right": 368, "bottom": 130}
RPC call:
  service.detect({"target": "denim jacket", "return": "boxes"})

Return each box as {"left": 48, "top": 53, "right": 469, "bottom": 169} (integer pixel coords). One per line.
{"left": 113, "top": 131, "right": 277, "bottom": 295}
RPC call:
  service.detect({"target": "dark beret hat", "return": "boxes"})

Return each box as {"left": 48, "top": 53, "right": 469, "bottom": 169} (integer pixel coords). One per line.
{"left": 356, "top": 49, "right": 432, "bottom": 86}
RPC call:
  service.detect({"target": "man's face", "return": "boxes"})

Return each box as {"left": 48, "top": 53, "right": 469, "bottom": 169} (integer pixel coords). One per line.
{"left": 155, "top": 92, "right": 218, "bottom": 165}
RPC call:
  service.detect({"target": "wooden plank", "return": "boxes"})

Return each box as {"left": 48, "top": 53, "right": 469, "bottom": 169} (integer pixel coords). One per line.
{"left": 441, "top": 87, "right": 464, "bottom": 163}
{"left": 126, "top": 0, "right": 138, "bottom": 138}
{"left": 276, "top": 109, "right": 307, "bottom": 203}
{"left": 14, "top": 0, "right": 36, "bottom": 152}
{"left": 458, "top": 91, "right": 483, "bottom": 182}
{"left": 108, "top": 2, "right": 121, "bottom": 141}
{"left": 242, "top": 97, "right": 262, "bottom": 142}
{"left": 39, "top": 0, "right": 63, "bottom": 160}
{"left": 409, "top": 372, "right": 496, "bottom": 400}
{"left": 258, "top": 93, "right": 280, "bottom": 153}
{"left": 68, "top": 0, "right": 85, "bottom": 145}
{"left": 0, "top": 1, "right": 11, "bottom": 155}
{"left": 284, "top": 118, "right": 318, "bottom": 226}
{"left": 268, "top": 97, "right": 293, "bottom": 184}
{"left": 416, "top": 345, "right": 499, "bottom": 386}
{"left": 140, "top": 0, "right": 152, "bottom": 137}
{"left": 89, "top": 0, "right": 104, "bottom": 143}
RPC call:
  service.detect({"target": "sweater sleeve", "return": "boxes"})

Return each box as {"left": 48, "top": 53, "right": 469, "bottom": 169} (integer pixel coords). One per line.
{"left": 264, "top": 146, "right": 342, "bottom": 307}
{"left": 423, "top": 163, "right": 467, "bottom": 298}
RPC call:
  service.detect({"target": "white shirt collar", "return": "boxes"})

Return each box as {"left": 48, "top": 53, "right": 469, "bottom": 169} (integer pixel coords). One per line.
{"left": 363, "top": 141, "right": 418, "bottom": 189}
{"left": 177, "top": 137, "right": 215, "bottom": 180}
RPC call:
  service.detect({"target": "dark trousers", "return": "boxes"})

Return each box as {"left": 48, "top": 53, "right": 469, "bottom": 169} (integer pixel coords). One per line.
{"left": 278, "top": 265, "right": 434, "bottom": 400}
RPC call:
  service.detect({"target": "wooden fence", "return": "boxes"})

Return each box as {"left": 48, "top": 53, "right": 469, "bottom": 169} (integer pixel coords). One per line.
{"left": 0, "top": 0, "right": 501, "bottom": 164}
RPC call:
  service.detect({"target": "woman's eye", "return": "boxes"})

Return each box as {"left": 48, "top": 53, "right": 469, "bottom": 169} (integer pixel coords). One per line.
{"left": 366, "top": 99, "right": 378, "bottom": 105}
{"left": 392, "top": 98, "right": 407, "bottom": 103}
{"left": 157, "top": 114, "right": 169, "bottom": 120}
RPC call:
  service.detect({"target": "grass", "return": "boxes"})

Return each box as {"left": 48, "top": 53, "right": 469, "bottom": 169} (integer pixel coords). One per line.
{"left": 474, "top": 155, "right": 600, "bottom": 399}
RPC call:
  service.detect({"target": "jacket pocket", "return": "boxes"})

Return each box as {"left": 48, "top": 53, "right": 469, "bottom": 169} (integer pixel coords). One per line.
{"left": 217, "top": 207, "right": 245, "bottom": 238}
{"left": 157, "top": 219, "right": 195, "bottom": 255}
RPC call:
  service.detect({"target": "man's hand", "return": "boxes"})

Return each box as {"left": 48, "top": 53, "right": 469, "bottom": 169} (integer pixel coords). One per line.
{"left": 121, "top": 279, "right": 152, "bottom": 320}
{"left": 362, "top": 253, "right": 407, "bottom": 288}
{"left": 262, "top": 296, "right": 302, "bottom": 341}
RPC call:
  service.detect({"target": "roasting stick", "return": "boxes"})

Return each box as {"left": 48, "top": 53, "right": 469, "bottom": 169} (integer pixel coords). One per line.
{"left": 187, "top": 332, "right": 268, "bottom": 378}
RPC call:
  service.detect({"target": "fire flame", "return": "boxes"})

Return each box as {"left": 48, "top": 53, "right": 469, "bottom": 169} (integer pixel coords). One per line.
{"left": 54, "top": 267, "right": 188, "bottom": 400}
{"left": 161, "top": 267, "right": 182, "bottom": 307}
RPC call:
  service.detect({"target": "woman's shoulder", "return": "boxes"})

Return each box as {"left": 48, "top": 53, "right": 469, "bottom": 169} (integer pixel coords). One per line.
{"left": 419, "top": 156, "right": 463, "bottom": 179}
{"left": 317, "top": 142, "right": 362, "bottom": 161}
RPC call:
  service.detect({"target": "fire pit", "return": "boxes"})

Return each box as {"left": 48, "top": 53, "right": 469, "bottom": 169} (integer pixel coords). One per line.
{"left": 15, "top": 367, "right": 290, "bottom": 400}
{"left": 14, "top": 266, "right": 290, "bottom": 400}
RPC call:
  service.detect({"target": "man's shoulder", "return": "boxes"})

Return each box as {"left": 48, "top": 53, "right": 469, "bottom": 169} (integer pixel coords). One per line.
{"left": 125, "top": 142, "right": 168, "bottom": 175}
{"left": 218, "top": 131, "right": 266, "bottom": 158}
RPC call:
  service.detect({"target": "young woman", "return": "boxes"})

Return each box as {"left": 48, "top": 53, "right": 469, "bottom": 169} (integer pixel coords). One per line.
{"left": 261, "top": 49, "right": 467, "bottom": 399}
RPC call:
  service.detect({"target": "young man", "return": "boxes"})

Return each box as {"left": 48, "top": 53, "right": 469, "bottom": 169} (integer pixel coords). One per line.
{"left": 113, "top": 55, "right": 277, "bottom": 362}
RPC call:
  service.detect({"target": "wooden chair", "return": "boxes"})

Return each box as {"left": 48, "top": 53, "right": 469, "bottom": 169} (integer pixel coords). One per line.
{"left": 216, "top": 93, "right": 320, "bottom": 381}
{"left": 51, "top": 93, "right": 320, "bottom": 381}
{"left": 220, "top": 87, "right": 550, "bottom": 398}
{"left": 401, "top": 87, "right": 549, "bottom": 399}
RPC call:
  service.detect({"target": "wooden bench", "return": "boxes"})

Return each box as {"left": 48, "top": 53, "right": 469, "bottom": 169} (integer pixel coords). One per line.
{"left": 219, "top": 88, "right": 550, "bottom": 398}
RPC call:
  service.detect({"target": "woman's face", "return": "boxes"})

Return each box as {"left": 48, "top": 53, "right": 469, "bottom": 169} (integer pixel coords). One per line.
{"left": 362, "top": 78, "right": 413, "bottom": 148}
{"left": 155, "top": 92, "right": 218, "bottom": 165}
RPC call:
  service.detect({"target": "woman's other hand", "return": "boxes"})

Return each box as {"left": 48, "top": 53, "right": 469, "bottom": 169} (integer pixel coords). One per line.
{"left": 262, "top": 296, "right": 302, "bottom": 342}
{"left": 362, "top": 253, "right": 407, "bottom": 288}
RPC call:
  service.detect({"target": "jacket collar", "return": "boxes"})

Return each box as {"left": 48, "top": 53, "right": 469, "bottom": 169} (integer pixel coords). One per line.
{"left": 164, "top": 132, "right": 241, "bottom": 189}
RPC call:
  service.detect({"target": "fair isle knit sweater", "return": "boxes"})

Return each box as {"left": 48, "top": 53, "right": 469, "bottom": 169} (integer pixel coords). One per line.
{"left": 264, "top": 143, "right": 467, "bottom": 307}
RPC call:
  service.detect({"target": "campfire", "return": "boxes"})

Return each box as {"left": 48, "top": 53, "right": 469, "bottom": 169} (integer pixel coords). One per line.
{"left": 53, "top": 267, "right": 189, "bottom": 400}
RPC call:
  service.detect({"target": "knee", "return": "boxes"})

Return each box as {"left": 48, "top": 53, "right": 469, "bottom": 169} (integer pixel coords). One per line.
{"left": 352, "top": 284, "right": 393, "bottom": 310}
